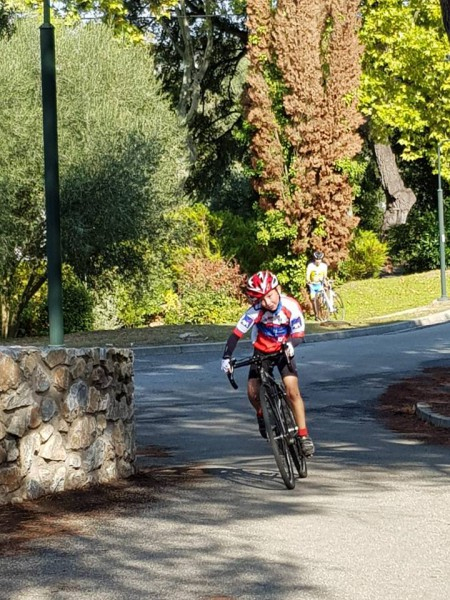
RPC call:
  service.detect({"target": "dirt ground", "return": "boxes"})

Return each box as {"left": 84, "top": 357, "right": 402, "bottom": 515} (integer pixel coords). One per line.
{"left": 378, "top": 364, "right": 450, "bottom": 447}
{"left": 0, "top": 461, "right": 206, "bottom": 557}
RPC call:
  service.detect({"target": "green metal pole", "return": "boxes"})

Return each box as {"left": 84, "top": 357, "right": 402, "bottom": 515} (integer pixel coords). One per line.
{"left": 437, "top": 143, "right": 448, "bottom": 301}
{"left": 40, "top": 1, "right": 64, "bottom": 345}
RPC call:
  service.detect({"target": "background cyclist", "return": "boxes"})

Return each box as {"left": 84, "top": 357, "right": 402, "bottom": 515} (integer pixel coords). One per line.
{"left": 220, "top": 270, "right": 315, "bottom": 458}
{"left": 306, "top": 251, "right": 328, "bottom": 320}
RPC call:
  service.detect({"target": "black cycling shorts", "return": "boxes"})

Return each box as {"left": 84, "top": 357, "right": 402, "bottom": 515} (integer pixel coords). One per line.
{"left": 248, "top": 349, "right": 298, "bottom": 381}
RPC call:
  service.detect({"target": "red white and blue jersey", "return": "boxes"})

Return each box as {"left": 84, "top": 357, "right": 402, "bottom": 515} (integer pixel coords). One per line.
{"left": 233, "top": 294, "right": 305, "bottom": 353}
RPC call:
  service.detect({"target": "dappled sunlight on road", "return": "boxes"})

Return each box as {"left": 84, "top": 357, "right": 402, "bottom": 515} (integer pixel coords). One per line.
{"left": 387, "top": 438, "right": 425, "bottom": 446}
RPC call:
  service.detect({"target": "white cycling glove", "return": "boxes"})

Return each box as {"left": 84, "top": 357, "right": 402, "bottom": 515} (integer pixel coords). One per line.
{"left": 285, "top": 342, "right": 295, "bottom": 358}
{"left": 221, "top": 358, "right": 232, "bottom": 373}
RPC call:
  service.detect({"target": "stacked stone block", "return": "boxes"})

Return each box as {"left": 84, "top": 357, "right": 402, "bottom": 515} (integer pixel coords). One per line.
{"left": 0, "top": 347, "right": 135, "bottom": 505}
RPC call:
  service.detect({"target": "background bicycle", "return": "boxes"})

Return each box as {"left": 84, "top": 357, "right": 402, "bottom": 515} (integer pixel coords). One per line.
{"left": 314, "top": 278, "right": 345, "bottom": 322}
{"left": 227, "top": 351, "right": 307, "bottom": 490}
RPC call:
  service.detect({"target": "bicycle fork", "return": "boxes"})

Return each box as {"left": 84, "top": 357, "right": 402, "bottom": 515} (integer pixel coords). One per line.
{"left": 271, "top": 389, "right": 297, "bottom": 445}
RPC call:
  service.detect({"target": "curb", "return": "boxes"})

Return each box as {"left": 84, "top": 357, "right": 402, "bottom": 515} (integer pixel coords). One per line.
{"left": 133, "top": 308, "right": 450, "bottom": 356}
{"left": 416, "top": 402, "right": 450, "bottom": 429}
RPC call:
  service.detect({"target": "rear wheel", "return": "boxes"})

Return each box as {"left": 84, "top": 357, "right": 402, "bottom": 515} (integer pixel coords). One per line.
{"left": 315, "top": 292, "right": 329, "bottom": 321}
{"left": 280, "top": 394, "right": 308, "bottom": 480}
{"left": 260, "top": 384, "right": 295, "bottom": 490}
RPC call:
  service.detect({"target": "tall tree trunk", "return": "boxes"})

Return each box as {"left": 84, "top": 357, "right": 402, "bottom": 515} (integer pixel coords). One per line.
{"left": 160, "top": 0, "right": 214, "bottom": 162}
{"left": 374, "top": 143, "right": 417, "bottom": 231}
{"left": 1, "top": 298, "right": 9, "bottom": 339}
{"left": 8, "top": 272, "right": 47, "bottom": 338}
{"left": 440, "top": 0, "right": 450, "bottom": 41}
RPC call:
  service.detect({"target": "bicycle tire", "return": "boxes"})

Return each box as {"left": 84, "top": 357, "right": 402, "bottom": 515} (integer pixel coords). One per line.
{"left": 260, "top": 384, "right": 296, "bottom": 490}
{"left": 278, "top": 392, "right": 308, "bottom": 479}
{"left": 331, "top": 291, "right": 345, "bottom": 321}
{"left": 315, "top": 292, "right": 330, "bottom": 321}
{"left": 291, "top": 438, "right": 308, "bottom": 478}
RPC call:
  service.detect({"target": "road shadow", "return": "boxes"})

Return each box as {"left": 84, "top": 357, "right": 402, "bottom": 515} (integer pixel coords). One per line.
{"left": 2, "top": 339, "right": 450, "bottom": 600}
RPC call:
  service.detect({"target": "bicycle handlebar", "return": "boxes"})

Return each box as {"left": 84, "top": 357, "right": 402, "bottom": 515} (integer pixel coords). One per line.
{"left": 226, "top": 370, "right": 239, "bottom": 389}
{"left": 226, "top": 355, "right": 262, "bottom": 390}
{"left": 226, "top": 346, "right": 293, "bottom": 390}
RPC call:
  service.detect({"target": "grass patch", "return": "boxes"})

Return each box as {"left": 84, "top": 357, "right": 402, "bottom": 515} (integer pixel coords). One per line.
{"left": 2, "top": 270, "right": 450, "bottom": 349}
{"left": 339, "top": 270, "right": 450, "bottom": 324}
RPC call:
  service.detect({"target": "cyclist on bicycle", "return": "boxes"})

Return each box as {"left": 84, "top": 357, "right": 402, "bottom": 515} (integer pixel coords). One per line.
{"left": 221, "top": 270, "right": 315, "bottom": 457}
{"left": 306, "top": 251, "right": 328, "bottom": 320}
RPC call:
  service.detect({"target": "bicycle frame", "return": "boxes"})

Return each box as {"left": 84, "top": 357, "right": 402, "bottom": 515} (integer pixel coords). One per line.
{"left": 227, "top": 351, "right": 290, "bottom": 399}
{"left": 320, "top": 282, "right": 336, "bottom": 312}
{"left": 259, "top": 366, "right": 298, "bottom": 441}
{"left": 313, "top": 279, "right": 345, "bottom": 322}
{"left": 227, "top": 350, "right": 307, "bottom": 488}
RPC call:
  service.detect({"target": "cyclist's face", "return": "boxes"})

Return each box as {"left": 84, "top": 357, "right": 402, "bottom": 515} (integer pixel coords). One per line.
{"left": 261, "top": 288, "right": 280, "bottom": 311}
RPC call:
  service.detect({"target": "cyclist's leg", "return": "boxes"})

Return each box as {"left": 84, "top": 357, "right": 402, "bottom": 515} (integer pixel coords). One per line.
{"left": 247, "top": 376, "right": 260, "bottom": 411}
{"left": 283, "top": 375, "right": 307, "bottom": 431}
{"left": 247, "top": 363, "right": 266, "bottom": 438}
{"left": 276, "top": 356, "right": 305, "bottom": 428}
{"left": 307, "top": 284, "right": 316, "bottom": 317}
{"left": 309, "top": 283, "right": 321, "bottom": 319}
{"left": 278, "top": 357, "right": 314, "bottom": 456}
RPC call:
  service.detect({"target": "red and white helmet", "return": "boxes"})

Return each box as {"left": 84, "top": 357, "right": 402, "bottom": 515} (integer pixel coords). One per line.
{"left": 246, "top": 270, "right": 279, "bottom": 301}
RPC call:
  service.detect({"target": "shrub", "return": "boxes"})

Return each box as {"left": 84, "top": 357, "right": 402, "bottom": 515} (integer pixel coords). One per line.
{"left": 340, "top": 229, "right": 388, "bottom": 280}
{"left": 386, "top": 205, "right": 450, "bottom": 272}
{"left": 63, "top": 272, "right": 94, "bottom": 333}
{"left": 91, "top": 291, "right": 121, "bottom": 331}
{"left": 163, "top": 257, "right": 246, "bottom": 324}
{"left": 19, "top": 266, "right": 94, "bottom": 336}
{"left": 90, "top": 248, "right": 174, "bottom": 329}
{"left": 214, "top": 210, "right": 262, "bottom": 275}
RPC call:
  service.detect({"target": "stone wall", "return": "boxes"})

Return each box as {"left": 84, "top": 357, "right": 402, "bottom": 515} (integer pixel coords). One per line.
{"left": 0, "top": 346, "right": 135, "bottom": 505}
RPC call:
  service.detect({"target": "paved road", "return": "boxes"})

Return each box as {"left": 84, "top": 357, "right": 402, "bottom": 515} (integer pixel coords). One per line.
{"left": 1, "top": 323, "right": 450, "bottom": 600}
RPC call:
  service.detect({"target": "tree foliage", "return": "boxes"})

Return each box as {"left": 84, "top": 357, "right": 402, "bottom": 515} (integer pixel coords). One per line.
{"left": 244, "top": 0, "right": 363, "bottom": 269}
{"left": 142, "top": 0, "right": 251, "bottom": 205}
{"left": 441, "top": 0, "right": 450, "bottom": 40}
{"left": 0, "top": 0, "right": 16, "bottom": 37}
{"left": 360, "top": 0, "right": 450, "bottom": 180}
{"left": 0, "top": 17, "right": 188, "bottom": 336}
{"left": 386, "top": 201, "right": 450, "bottom": 272}
{"left": 21, "top": 0, "right": 144, "bottom": 41}
{"left": 31, "top": 0, "right": 252, "bottom": 209}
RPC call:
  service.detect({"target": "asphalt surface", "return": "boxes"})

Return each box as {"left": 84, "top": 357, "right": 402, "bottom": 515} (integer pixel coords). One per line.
{"left": 129, "top": 319, "right": 450, "bottom": 600}
{"left": 1, "top": 307, "right": 449, "bottom": 600}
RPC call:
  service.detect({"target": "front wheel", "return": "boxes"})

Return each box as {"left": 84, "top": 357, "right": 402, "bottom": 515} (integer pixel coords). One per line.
{"left": 280, "top": 396, "right": 308, "bottom": 480}
{"left": 260, "top": 384, "right": 295, "bottom": 490}
{"left": 331, "top": 291, "right": 345, "bottom": 321}
{"left": 290, "top": 438, "right": 308, "bottom": 478}
{"left": 314, "top": 292, "right": 329, "bottom": 322}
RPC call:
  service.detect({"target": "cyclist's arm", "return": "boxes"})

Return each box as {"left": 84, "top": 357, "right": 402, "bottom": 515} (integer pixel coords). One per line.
{"left": 222, "top": 305, "right": 259, "bottom": 358}
{"left": 222, "top": 332, "right": 239, "bottom": 359}
{"left": 285, "top": 296, "right": 306, "bottom": 345}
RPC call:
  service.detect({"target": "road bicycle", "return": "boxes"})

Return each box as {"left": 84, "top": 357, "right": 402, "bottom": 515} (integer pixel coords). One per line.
{"left": 313, "top": 279, "right": 345, "bottom": 322}
{"left": 227, "top": 350, "right": 307, "bottom": 490}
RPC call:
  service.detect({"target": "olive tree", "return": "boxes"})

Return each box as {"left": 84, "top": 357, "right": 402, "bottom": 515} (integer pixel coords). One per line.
{"left": 0, "top": 17, "right": 188, "bottom": 336}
